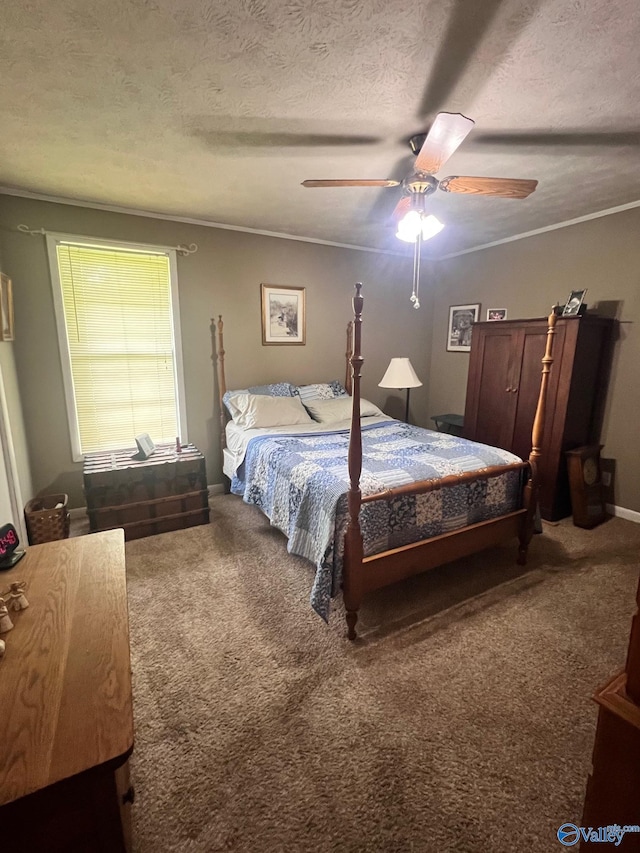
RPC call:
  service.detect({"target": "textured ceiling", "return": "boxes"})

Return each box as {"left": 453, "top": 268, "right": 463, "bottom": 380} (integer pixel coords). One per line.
{"left": 1, "top": 0, "right": 640, "bottom": 257}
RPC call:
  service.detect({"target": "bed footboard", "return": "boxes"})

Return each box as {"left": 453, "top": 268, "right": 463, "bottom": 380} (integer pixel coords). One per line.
{"left": 343, "top": 285, "right": 557, "bottom": 640}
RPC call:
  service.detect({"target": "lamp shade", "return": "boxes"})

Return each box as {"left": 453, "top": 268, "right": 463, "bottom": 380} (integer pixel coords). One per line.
{"left": 378, "top": 358, "right": 423, "bottom": 389}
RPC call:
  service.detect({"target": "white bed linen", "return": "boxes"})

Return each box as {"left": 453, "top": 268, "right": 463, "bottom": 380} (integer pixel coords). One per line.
{"left": 224, "top": 415, "right": 392, "bottom": 477}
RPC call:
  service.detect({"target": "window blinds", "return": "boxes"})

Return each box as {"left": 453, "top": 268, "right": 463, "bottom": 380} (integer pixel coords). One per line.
{"left": 56, "top": 242, "right": 180, "bottom": 454}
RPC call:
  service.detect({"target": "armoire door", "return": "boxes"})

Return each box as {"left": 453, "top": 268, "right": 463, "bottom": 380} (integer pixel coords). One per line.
{"left": 509, "top": 323, "right": 566, "bottom": 463}
{"left": 463, "top": 324, "right": 519, "bottom": 451}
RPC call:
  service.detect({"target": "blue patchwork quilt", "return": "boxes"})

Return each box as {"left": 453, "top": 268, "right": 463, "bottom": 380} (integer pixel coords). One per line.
{"left": 231, "top": 420, "right": 524, "bottom": 620}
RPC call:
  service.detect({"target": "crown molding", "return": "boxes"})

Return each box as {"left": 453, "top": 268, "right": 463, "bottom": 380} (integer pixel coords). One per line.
{"left": 0, "top": 185, "right": 406, "bottom": 257}
{"left": 3, "top": 184, "right": 638, "bottom": 263}
{"left": 435, "top": 198, "right": 640, "bottom": 261}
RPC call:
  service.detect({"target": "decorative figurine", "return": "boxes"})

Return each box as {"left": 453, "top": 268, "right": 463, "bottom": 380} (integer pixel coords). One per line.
{"left": 6, "top": 581, "right": 28, "bottom": 612}
{"left": 0, "top": 638, "right": 5, "bottom": 658}
{"left": 0, "top": 597, "right": 14, "bottom": 633}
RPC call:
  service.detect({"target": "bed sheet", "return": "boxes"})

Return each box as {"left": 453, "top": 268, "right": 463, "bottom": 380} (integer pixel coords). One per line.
{"left": 224, "top": 415, "right": 391, "bottom": 471}
{"left": 230, "top": 419, "right": 524, "bottom": 620}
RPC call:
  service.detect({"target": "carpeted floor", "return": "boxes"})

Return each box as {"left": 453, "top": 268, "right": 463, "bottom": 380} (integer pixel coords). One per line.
{"left": 120, "top": 496, "right": 640, "bottom": 852}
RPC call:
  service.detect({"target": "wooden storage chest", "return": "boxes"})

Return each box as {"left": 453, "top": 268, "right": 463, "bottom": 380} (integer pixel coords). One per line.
{"left": 83, "top": 443, "right": 210, "bottom": 540}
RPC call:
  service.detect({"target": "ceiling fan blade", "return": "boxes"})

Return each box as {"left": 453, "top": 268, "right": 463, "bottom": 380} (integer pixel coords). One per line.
{"left": 301, "top": 179, "right": 400, "bottom": 188}
{"left": 391, "top": 196, "right": 412, "bottom": 221}
{"left": 439, "top": 176, "right": 538, "bottom": 198}
{"left": 415, "top": 113, "right": 475, "bottom": 174}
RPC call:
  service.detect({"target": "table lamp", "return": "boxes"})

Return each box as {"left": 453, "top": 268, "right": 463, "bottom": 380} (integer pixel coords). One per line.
{"left": 379, "top": 358, "right": 422, "bottom": 423}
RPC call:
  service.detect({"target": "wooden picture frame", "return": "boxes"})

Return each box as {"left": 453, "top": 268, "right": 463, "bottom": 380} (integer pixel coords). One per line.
{"left": 261, "top": 284, "right": 306, "bottom": 345}
{"left": 447, "top": 304, "right": 480, "bottom": 352}
{"left": 487, "top": 308, "right": 507, "bottom": 321}
{"left": 0, "top": 274, "right": 14, "bottom": 342}
{"left": 562, "top": 289, "right": 587, "bottom": 317}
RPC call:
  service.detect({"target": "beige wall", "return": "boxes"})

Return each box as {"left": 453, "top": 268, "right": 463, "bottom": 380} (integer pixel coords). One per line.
{"left": 0, "top": 195, "right": 431, "bottom": 506}
{"left": 428, "top": 206, "right": 640, "bottom": 513}
{"left": 4, "top": 193, "right": 636, "bottom": 513}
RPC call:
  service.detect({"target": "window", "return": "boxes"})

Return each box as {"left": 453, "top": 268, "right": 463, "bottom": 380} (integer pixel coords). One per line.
{"left": 47, "top": 235, "right": 187, "bottom": 460}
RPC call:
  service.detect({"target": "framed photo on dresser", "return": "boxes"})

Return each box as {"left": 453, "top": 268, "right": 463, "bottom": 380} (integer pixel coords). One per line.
{"left": 487, "top": 308, "right": 507, "bottom": 321}
{"left": 562, "top": 289, "right": 587, "bottom": 316}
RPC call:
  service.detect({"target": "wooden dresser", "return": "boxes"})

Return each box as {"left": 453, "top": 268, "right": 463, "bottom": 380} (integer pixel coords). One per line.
{"left": 83, "top": 442, "right": 210, "bottom": 540}
{"left": 463, "top": 314, "right": 613, "bottom": 520}
{"left": 581, "top": 575, "right": 640, "bottom": 850}
{"left": 0, "top": 530, "right": 134, "bottom": 852}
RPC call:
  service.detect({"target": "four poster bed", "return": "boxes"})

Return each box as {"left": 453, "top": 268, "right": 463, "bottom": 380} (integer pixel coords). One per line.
{"left": 213, "top": 284, "right": 557, "bottom": 639}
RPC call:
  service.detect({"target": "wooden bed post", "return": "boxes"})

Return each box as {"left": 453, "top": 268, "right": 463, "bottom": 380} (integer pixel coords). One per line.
{"left": 212, "top": 315, "right": 228, "bottom": 458}
{"left": 518, "top": 307, "right": 558, "bottom": 564}
{"left": 343, "top": 285, "right": 364, "bottom": 640}
{"left": 345, "top": 321, "right": 354, "bottom": 396}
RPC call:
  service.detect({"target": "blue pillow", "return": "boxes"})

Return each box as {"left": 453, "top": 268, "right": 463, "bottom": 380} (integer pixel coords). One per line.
{"left": 295, "top": 381, "right": 348, "bottom": 405}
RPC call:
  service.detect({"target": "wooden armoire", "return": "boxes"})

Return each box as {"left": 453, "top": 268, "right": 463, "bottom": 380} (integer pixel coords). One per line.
{"left": 463, "top": 314, "right": 613, "bottom": 521}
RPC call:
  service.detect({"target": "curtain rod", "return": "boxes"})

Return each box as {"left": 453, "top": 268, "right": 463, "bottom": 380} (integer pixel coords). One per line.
{"left": 15, "top": 224, "right": 198, "bottom": 256}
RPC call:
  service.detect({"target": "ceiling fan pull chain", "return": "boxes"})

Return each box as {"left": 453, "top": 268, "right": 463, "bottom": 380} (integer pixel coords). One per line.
{"left": 410, "top": 231, "right": 421, "bottom": 309}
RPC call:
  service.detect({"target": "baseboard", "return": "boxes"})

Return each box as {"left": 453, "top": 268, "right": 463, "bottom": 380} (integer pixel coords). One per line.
{"left": 68, "top": 506, "right": 86, "bottom": 519}
{"left": 606, "top": 503, "right": 640, "bottom": 524}
{"left": 208, "top": 483, "right": 225, "bottom": 496}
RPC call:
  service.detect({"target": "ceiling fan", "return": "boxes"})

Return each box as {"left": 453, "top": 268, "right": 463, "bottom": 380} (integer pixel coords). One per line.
{"left": 303, "top": 112, "right": 538, "bottom": 223}
{"left": 302, "top": 112, "right": 538, "bottom": 308}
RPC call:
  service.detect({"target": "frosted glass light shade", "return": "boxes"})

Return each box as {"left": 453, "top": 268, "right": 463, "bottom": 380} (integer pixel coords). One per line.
{"left": 378, "top": 358, "right": 423, "bottom": 389}
{"left": 395, "top": 213, "right": 444, "bottom": 243}
{"left": 395, "top": 210, "right": 423, "bottom": 242}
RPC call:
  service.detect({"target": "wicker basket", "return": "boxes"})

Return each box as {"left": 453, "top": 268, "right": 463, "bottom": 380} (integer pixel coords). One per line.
{"left": 24, "top": 493, "right": 70, "bottom": 545}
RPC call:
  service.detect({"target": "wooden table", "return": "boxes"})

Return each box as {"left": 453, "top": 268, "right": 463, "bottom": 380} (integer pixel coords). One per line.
{"left": 0, "top": 530, "right": 134, "bottom": 852}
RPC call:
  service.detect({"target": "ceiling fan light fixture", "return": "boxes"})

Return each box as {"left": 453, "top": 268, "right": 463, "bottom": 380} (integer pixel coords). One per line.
{"left": 420, "top": 213, "right": 445, "bottom": 241}
{"left": 395, "top": 210, "right": 423, "bottom": 242}
{"left": 396, "top": 212, "right": 444, "bottom": 243}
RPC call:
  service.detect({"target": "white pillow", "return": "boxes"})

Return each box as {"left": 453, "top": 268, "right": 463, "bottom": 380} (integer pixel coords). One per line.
{"left": 231, "top": 393, "right": 313, "bottom": 430}
{"left": 303, "top": 396, "right": 383, "bottom": 424}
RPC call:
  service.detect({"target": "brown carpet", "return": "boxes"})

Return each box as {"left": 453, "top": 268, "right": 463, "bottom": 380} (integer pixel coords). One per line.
{"left": 122, "top": 496, "right": 640, "bottom": 852}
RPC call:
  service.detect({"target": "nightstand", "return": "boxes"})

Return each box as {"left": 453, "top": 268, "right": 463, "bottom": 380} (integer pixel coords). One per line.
{"left": 430, "top": 413, "right": 464, "bottom": 436}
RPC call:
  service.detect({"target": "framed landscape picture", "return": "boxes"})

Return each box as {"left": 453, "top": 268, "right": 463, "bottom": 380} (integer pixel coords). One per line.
{"left": 447, "top": 304, "right": 480, "bottom": 352}
{"left": 261, "top": 284, "right": 306, "bottom": 345}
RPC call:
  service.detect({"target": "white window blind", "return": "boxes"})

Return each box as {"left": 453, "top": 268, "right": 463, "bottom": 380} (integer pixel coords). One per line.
{"left": 51, "top": 239, "right": 185, "bottom": 457}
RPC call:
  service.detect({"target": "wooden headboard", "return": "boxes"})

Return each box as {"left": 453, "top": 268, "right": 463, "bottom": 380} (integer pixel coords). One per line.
{"left": 211, "top": 317, "right": 355, "bottom": 456}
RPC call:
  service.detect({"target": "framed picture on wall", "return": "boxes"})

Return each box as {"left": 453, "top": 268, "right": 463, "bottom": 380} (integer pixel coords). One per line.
{"left": 261, "top": 284, "right": 306, "bottom": 345}
{"left": 0, "top": 273, "right": 14, "bottom": 341}
{"left": 487, "top": 308, "right": 507, "bottom": 321}
{"left": 447, "top": 304, "right": 480, "bottom": 352}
